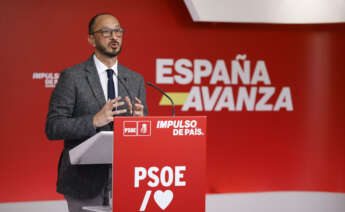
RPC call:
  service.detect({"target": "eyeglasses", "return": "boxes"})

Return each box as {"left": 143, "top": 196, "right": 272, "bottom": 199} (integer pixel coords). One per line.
{"left": 91, "top": 27, "right": 125, "bottom": 37}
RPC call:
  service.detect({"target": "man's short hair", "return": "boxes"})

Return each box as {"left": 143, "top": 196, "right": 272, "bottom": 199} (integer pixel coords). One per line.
{"left": 88, "top": 13, "right": 112, "bottom": 34}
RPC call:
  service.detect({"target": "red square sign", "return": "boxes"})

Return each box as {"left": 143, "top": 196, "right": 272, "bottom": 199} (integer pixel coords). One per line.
{"left": 123, "top": 121, "right": 137, "bottom": 136}
{"left": 138, "top": 121, "right": 151, "bottom": 136}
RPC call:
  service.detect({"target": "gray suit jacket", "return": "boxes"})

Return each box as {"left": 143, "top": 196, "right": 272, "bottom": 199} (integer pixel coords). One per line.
{"left": 45, "top": 55, "right": 148, "bottom": 198}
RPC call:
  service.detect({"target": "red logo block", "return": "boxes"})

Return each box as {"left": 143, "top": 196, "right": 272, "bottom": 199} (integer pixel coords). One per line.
{"left": 138, "top": 121, "right": 151, "bottom": 136}
{"left": 123, "top": 121, "right": 138, "bottom": 136}
{"left": 123, "top": 121, "right": 151, "bottom": 136}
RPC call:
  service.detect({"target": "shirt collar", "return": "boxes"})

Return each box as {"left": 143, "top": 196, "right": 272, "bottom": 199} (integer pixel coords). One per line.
{"left": 93, "top": 54, "right": 118, "bottom": 75}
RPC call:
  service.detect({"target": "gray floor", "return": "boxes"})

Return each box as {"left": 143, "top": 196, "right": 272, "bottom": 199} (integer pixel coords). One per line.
{"left": 0, "top": 192, "right": 344, "bottom": 212}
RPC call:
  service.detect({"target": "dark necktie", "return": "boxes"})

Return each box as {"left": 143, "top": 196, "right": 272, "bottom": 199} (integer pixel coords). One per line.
{"left": 106, "top": 69, "right": 115, "bottom": 100}
{"left": 105, "top": 70, "right": 115, "bottom": 205}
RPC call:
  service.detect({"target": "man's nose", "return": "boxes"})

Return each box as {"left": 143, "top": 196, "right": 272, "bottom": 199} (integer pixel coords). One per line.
{"left": 110, "top": 31, "right": 121, "bottom": 40}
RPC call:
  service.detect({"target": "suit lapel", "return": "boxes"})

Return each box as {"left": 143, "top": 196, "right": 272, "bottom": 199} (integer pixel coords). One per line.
{"left": 85, "top": 57, "right": 106, "bottom": 109}
{"left": 117, "top": 64, "right": 133, "bottom": 100}
{"left": 84, "top": 59, "right": 133, "bottom": 110}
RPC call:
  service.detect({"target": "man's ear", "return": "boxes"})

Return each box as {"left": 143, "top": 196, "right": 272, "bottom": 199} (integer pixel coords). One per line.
{"left": 88, "top": 35, "right": 96, "bottom": 47}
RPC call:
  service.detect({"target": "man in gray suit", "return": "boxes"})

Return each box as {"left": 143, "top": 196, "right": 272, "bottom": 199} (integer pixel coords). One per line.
{"left": 45, "top": 13, "right": 148, "bottom": 212}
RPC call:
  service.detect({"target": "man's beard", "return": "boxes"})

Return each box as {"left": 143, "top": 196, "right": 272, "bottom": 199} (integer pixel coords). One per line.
{"left": 96, "top": 41, "right": 122, "bottom": 58}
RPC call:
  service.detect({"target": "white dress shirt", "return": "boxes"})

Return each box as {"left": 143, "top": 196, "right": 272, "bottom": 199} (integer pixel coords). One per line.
{"left": 93, "top": 54, "right": 119, "bottom": 100}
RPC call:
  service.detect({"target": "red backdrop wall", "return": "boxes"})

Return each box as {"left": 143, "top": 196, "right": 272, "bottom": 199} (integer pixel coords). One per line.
{"left": 0, "top": 0, "right": 344, "bottom": 202}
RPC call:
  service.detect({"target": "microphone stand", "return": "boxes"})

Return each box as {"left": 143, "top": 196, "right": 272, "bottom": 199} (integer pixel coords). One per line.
{"left": 146, "top": 82, "right": 175, "bottom": 117}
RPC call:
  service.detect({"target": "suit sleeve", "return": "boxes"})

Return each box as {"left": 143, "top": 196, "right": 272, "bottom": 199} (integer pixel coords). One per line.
{"left": 138, "top": 74, "right": 149, "bottom": 116}
{"left": 45, "top": 70, "right": 97, "bottom": 140}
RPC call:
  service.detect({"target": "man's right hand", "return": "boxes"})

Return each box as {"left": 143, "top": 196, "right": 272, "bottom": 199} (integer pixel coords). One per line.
{"left": 93, "top": 97, "right": 127, "bottom": 128}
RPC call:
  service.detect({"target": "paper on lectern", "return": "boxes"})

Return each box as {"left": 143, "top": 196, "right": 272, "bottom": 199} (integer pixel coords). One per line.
{"left": 69, "top": 131, "right": 114, "bottom": 165}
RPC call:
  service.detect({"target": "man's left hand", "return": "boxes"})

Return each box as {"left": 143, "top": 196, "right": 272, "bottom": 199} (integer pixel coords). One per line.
{"left": 125, "top": 96, "right": 144, "bottom": 116}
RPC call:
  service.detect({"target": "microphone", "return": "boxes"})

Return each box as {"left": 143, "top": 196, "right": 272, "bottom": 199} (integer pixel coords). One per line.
{"left": 114, "top": 73, "right": 134, "bottom": 116}
{"left": 146, "top": 82, "right": 175, "bottom": 117}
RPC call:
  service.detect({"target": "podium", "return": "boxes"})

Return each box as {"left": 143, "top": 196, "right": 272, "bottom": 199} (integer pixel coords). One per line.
{"left": 69, "top": 116, "right": 206, "bottom": 212}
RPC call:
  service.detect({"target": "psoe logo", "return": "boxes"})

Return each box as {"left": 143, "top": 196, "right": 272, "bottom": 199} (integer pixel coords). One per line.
{"left": 123, "top": 121, "right": 151, "bottom": 136}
